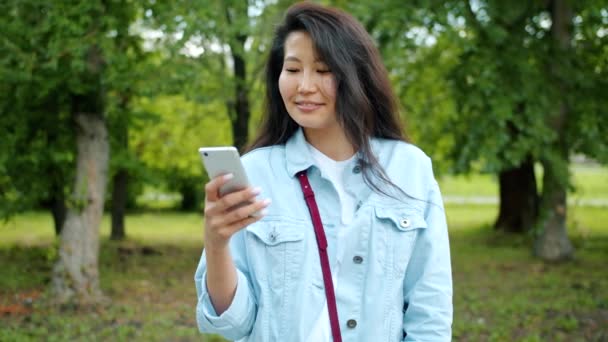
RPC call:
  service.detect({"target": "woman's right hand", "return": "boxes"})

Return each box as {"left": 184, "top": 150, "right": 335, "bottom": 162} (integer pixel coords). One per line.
{"left": 203, "top": 173, "right": 270, "bottom": 314}
{"left": 203, "top": 173, "right": 271, "bottom": 251}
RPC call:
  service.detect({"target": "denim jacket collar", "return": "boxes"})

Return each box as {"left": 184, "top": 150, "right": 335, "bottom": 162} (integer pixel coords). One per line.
{"left": 285, "top": 128, "right": 316, "bottom": 177}
{"left": 285, "top": 127, "right": 386, "bottom": 177}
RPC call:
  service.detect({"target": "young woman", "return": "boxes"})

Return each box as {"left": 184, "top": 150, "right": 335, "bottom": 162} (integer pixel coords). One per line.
{"left": 195, "top": 2, "right": 452, "bottom": 341}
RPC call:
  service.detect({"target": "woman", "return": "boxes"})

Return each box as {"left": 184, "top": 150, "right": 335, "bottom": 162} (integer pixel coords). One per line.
{"left": 195, "top": 2, "right": 452, "bottom": 341}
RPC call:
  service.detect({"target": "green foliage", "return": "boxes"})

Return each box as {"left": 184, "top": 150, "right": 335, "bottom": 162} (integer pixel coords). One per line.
{"left": 346, "top": 1, "right": 608, "bottom": 179}
{"left": 124, "top": 1, "right": 292, "bottom": 208}
{"left": 141, "top": 0, "right": 289, "bottom": 131}
{"left": 2, "top": 0, "right": 605, "bottom": 219}
{"left": 129, "top": 95, "right": 232, "bottom": 209}
{"left": 0, "top": 0, "right": 143, "bottom": 218}
{"left": 1, "top": 0, "right": 294, "bottom": 215}
{"left": 103, "top": 5, "right": 153, "bottom": 210}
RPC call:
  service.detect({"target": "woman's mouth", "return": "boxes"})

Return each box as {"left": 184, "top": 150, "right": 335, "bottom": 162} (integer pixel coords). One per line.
{"left": 296, "top": 101, "right": 323, "bottom": 112}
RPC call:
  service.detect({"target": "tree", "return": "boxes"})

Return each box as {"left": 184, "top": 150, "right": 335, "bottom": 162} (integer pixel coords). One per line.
{"left": 53, "top": 99, "right": 109, "bottom": 304}
{"left": 1, "top": 0, "right": 141, "bottom": 304}
{"left": 145, "top": 1, "right": 292, "bottom": 146}
{"left": 110, "top": 97, "right": 130, "bottom": 240}
{"left": 130, "top": 95, "right": 232, "bottom": 210}
{"left": 443, "top": 0, "right": 607, "bottom": 260}
{"left": 134, "top": 0, "right": 289, "bottom": 209}
{"left": 346, "top": 0, "right": 608, "bottom": 260}
{"left": 448, "top": 1, "right": 549, "bottom": 234}
{"left": 534, "top": 0, "right": 576, "bottom": 260}
{"left": 106, "top": 8, "right": 148, "bottom": 240}
{"left": 0, "top": 1, "right": 75, "bottom": 235}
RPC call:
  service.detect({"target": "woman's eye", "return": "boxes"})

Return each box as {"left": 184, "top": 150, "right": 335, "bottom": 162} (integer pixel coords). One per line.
{"left": 317, "top": 69, "right": 331, "bottom": 74}
{"left": 285, "top": 68, "right": 299, "bottom": 73}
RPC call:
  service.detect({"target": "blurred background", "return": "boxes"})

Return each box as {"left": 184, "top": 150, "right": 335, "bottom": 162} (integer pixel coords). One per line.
{"left": 1, "top": 0, "right": 606, "bottom": 341}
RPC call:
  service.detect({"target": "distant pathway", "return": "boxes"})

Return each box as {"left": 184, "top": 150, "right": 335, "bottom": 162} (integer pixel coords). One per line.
{"left": 443, "top": 195, "right": 608, "bottom": 207}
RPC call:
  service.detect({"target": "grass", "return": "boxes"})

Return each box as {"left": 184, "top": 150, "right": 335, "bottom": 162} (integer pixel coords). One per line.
{"left": 446, "top": 204, "right": 608, "bottom": 341}
{"left": 1, "top": 165, "right": 607, "bottom": 341}
{"left": 1, "top": 205, "right": 606, "bottom": 341}
{"left": 0, "top": 212, "right": 220, "bottom": 342}
{"left": 437, "top": 164, "right": 608, "bottom": 200}
{"left": 0, "top": 212, "right": 205, "bottom": 248}
{"left": 568, "top": 164, "right": 608, "bottom": 199}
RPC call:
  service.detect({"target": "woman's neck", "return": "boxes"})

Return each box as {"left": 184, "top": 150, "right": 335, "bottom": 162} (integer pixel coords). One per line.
{"left": 303, "top": 126, "right": 355, "bottom": 161}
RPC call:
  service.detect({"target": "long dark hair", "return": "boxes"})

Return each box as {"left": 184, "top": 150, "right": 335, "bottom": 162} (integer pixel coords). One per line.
{"left": 248, "top": 2, "right": 410, "bottom": 198}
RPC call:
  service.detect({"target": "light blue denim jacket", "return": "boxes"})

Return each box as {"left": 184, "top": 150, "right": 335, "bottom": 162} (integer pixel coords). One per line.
{"left": 195, "top": 129, "right": 453, "bottom": 341}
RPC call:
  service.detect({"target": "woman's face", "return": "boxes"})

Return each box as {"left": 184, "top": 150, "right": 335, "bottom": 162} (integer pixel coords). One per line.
{"left": 278, "top": 31, "right": 338, "bottom": 135}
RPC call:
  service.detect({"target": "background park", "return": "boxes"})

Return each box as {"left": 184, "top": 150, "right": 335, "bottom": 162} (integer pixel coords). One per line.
{"left": 1, "top": 1, "right": 607, "bottom": 341}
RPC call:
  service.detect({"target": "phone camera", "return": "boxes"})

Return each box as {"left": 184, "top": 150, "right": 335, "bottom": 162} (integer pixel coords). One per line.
{"left": 203, "top": 152, "right": 208, "bottom": 156}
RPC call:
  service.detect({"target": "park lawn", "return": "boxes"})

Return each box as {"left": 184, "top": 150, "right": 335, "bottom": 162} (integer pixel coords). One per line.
{"left": 1, "top": 205, "right": 607, "bottom": 341}
{"left": 446, "top": 204, "right": 608, "bottom": 341}
{"left": 437, "top": 164, "right": 608, "bottom": 199}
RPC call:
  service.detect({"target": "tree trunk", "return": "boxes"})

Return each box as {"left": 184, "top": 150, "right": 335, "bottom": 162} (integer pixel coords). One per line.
{"left": 535, "top": 157, "right": 573, "bottom": 260}
{"left": 42, "top": 172, "right": 68, "bottom": 236}
{"left": 51, "top": 190, "right": 67, "bottom": 236}
{"left": 534, "top": 0, "right": 574, "bottom": 261}
{"left": 179, "top": 181, "right": 199, "bottom": 211}
{"left": 225, "top": 4, "right": 251, "bottom": 151}
{"left": 111, "top": 108, "right": 129, "bottom": 241}
{"left": 495, "top": 156, "right": 539, "bottom": 232}
{"left": 52, "top": 112, "right": 109, "bottom": 304}
{"left": 111, "top": 169, "right": 127, "bottom": 240}
{"left": 230, "top": 40, "right": 251, "bottom": 151}
{"left": 108, "top": 13, "right": 135, "bottom": 241}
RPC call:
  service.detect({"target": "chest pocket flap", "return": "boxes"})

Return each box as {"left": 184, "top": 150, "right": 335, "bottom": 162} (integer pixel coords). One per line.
{"left": 374, "top": 206, "right": 428, "bottom": 232}
{"left": 246, "top": 219, "right": 305, "bottom": 246}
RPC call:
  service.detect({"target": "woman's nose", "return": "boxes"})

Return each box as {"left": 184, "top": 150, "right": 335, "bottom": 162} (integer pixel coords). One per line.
{"left": 298, "top": 72, "right": 317, "bottom": 93}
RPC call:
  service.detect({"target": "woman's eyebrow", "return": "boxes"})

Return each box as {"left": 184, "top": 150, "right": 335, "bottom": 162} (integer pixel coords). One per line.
{"left": 284, "top": 56, "right": 325, "bottom": 63}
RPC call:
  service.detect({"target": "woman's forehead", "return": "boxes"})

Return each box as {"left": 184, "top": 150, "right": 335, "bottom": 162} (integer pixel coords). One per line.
{"left": 284, "top": 31, "right": 324, "bottom": 62}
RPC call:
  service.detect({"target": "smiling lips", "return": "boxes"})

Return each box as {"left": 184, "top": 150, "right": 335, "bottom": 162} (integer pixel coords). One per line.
{"left": 295, "top": 101, "right": 323, "bottom": 112}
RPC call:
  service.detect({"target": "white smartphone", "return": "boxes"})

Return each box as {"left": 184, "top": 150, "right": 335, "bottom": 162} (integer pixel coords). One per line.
{"left": 199, "top": 146, "right": 261, "bottom": 217}
{"left": 198, "top": 146, "right": 251, "bottom": 197}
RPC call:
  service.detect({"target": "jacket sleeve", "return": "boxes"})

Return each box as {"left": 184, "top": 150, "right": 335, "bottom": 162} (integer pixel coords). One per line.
{"left": 194, "top": 228, "right": 257, "bottom": 340}
{"left": 402, "top": 165, "right": 453, "bottom": 341}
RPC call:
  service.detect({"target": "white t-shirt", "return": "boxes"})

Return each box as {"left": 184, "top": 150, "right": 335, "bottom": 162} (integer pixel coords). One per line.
{"left": 306, "top": 143, "right": 357, "bottom": 342}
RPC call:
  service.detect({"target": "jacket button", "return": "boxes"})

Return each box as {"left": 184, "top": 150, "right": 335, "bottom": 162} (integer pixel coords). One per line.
{"left": 352, "top": 165, "right": 361, "bottom": 174}
{"left": 400, "top": 218, "right": 411, "bottom": 228}
{"left": 347, "top": 319, "right": 357, "bottom": 328}
{"left": 353, "top": 255, "right": 363, "bottom": 264}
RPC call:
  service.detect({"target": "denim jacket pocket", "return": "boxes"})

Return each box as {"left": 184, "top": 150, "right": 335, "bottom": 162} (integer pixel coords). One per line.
{"left": 245, "top": 218, "right": 306, "bottom": 327}
{"left": 374, "top": 207, "right": 427, "bottom": 274}
{"left": 246, "top": 219, "right": 306, "bottom": 283}
{"left": 247, "top": 219, "right": 305, "bottom": 246}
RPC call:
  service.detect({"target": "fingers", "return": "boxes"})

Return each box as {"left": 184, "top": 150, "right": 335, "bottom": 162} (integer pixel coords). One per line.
{"left": 205, "top": 196, "right": 271, "bottom": 243}
{"left": 205, "top": 173, "right": 235, "bottom": 202}
{"left": 207, "top": 196, "right": 271, "bottom": 228}
{"left": 203, "top": 176, "right": 272, "bottom": 245}
{"left": 206, "top": 213, "right": 265, "bottom": 245}
{"left": 205, "top": 186, "right": 261, "bottom": 216}
{"left": 226, "top": 197, "right": 272, "bottom": 224}
{"left": 223, "top": 207, "right": 267, "bottom": 234}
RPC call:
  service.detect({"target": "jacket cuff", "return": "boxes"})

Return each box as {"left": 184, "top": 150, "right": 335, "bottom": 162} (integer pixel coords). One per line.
{"left": 197, "top": 269, "right": 253, "bottom": 331}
